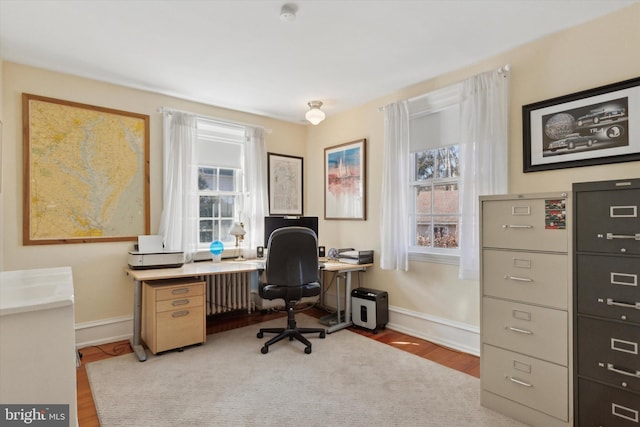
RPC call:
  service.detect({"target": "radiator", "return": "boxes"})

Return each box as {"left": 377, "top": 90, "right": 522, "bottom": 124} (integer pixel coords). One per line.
{"left": 205, "top": 272, "right": 252, "bottom": 315}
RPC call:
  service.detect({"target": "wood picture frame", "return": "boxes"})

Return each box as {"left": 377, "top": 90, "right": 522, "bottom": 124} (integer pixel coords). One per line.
{"left": 267, "top": 152, "right": 303, "bottom": 216}
{"left": 324, "top": 138, "right": 366, "bottom": 220}
{"left": 523, "top": 77, "right": 640, "bottom": 172}
{"left": 23, "top": 93, "right": 150, "bottom": 244}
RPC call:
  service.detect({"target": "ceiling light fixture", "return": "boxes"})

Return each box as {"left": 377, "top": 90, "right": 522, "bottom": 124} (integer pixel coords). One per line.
{"left": 305, "top": 100, "right": 325, "bottom": 125}
{"left": 280, "top": 3, "right": 297, "bottom": 22}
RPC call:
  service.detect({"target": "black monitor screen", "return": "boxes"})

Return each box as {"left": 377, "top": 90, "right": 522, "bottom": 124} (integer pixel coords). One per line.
{"left": 264, "top": 216, "right": 318, "bottom": 247}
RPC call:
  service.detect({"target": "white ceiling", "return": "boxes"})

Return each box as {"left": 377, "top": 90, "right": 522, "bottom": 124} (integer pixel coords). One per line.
{"left": 1, "top": 0, "right": 636, "bottom": 124}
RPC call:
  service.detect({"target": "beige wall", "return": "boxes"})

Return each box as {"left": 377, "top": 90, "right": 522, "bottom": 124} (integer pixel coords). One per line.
{"left": 1, "top": 4, "right": 639, "bottom": 333}
{"left": 305, "top": 3, "right": 640, "bottom": 327}
{"left": 1, "top": 63, "right": 307, "bottom": 323}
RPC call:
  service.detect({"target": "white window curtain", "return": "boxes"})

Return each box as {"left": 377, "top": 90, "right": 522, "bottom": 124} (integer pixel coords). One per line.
{"left": 459, "top": 68, "right": 510, "bottom": 280}
{"left": 380, "top": 100, "right": 410, "bottom": 271}
{"left": 243, "top": 127, "right": 268, "bottom": 249}
{"left": 158, "top": 111, "right": 199, "bottom": 262}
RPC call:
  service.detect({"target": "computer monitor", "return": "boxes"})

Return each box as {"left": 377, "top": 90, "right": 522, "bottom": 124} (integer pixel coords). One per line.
{"left": 264, "top": 216, "right": 319, "bottom": 247}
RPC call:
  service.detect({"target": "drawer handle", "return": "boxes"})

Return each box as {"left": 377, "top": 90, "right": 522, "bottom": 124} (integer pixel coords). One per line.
{"left": 505, "top": 326, "right": 533, "bottom": 335}
{"left": 606, "top": 298, "right": 640, "bottom": 310}
{"left": 612, "top": 403, "right": 639, "bottom": 423}
{"left": 506, "top": 376, "right": 532, "bottom": 387}
{"left": 504, "top": 275, "right": 533, "bottom": 282}
{"left": 605, "top": 232, "right": 640, "bottom": 241}
{"left": 172, "top": 310, "right": 190, "bottom": 318}
{"left": 172, "top": 299, "right": 190, "bottom": 306}
{"left": 502, "top": 224, "right": 533, "bottom": 229}
{"left": 172, "top": 288, "right": 190, "bottom": 295}
{"left": 607, "top": 363, "right": 640, "bottom": 378}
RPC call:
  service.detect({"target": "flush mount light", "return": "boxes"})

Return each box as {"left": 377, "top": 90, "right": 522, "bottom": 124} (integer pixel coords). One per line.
{"left": 280, "top": 3, "right": 297, "bottom": 22}
{"left": 305, "top": 100, "right": 325, "bottom": 125}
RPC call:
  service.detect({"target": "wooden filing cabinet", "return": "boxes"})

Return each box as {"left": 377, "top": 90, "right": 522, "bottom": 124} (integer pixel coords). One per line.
{"left": 480, "top": 192, "right": 573, "bottom": 427}
{"left": 142, "top": 278, "right": 206, "bottom": 354}
{"left": 573, "top": 179, "right": 640, "bottom": 427}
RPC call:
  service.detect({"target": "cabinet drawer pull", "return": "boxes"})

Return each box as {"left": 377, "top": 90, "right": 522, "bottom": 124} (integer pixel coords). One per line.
{"left": 605, "top": 232, "right": 640, "bottom": 240}
{"left": 606, "top": 298, "right": 640, "bottom": 310}
{"left": 612, "top": 403, "right": 639, "bottom": 423}
{"left": 505, "top": 326, "right": 533, "bottom": 335}
{"left": 172, "top": 310, "right": 190, "bottom": 318}
{"left": 502, "top": 224, "right": 533, "bottom": 229}
{"left": 607, "top": 363, "right": 640, "bottom": 378}
{"left": 172, "top": 288, "right": 190, "bottom": 295}
{"left": 504, "top": 275, "right": 533, "bottom": 282}
{"left": 506, "top": 376, "right": 532, "bottom": 387}
{"left": 172, "top": 299, "right": 190, "bottom": 306}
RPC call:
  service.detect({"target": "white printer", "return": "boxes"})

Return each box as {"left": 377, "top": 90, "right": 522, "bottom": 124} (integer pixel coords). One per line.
{"left": 127, "top": 235, "right": 184, "bottom": 270}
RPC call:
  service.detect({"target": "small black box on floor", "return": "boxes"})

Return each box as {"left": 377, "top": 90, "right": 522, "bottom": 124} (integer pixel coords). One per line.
{"left": 351, "top": 287, "right": 388, "bottom": 333}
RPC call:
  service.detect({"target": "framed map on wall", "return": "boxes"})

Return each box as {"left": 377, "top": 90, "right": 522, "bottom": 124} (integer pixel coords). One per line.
{"left": 22, "top": 93, "right": 150, "bottom": 244}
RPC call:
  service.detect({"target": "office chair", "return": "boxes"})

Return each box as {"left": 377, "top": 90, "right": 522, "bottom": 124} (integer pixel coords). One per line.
{"left": 257, "top": 226, "right": 326, "bottom": 354}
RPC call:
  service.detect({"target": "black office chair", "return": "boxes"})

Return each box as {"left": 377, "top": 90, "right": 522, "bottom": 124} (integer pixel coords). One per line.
{"left": 257, "top": 226, "right": 326, "bottom": 354}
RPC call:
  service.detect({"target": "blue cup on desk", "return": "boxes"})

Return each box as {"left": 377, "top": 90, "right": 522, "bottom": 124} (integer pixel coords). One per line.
{"left": 210, "top": 241, "right": 224, "bottom": 262}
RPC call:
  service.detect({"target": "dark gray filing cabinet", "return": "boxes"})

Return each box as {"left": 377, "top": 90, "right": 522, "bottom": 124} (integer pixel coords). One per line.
{"left": 573, "top": 178, "right": 640, "bottom": 427}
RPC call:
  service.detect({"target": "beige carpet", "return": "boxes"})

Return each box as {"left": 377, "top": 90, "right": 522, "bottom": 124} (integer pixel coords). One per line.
{"left": 87, "top": 315, "right": 526, "bottom": 426}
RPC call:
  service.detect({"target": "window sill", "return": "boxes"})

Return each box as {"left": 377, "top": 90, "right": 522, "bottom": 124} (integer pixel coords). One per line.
{"left": 408, "top": 251, "right": 459, "bottom": 266}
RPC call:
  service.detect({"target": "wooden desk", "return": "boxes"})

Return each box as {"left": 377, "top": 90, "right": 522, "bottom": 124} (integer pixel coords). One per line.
{"left": 126, "top": 260, "right": 372, "bottom": 361}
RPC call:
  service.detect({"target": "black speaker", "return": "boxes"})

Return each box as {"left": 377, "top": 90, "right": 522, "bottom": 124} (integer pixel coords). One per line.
{"left": 256, "top": 246, "right": 264, "bottom": 258}
{"left": 318, "top": 246, "right": 326, "bottom": 257}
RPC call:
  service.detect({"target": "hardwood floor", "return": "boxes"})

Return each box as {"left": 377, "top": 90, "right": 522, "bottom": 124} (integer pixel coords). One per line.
{"left": 76, "top": 307, "right": 479, "bottom": 426}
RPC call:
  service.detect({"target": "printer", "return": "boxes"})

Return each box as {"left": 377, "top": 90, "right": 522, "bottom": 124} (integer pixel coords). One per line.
{"left": 127, "top": 235, "right": 184, "bottom": 270}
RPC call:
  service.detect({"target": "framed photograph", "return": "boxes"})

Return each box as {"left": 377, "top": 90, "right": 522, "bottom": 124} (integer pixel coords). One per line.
{"left": 523, "top": 77, "right": 640, "bottom": 172}
{"left": 23, "top": 93, "right": 150, "bottom": 244}
{"left": 324, "top": 138, "right": 366, "bottom": 220}
{"left": 267, "top": 152, "right": 303, "bottom": 216}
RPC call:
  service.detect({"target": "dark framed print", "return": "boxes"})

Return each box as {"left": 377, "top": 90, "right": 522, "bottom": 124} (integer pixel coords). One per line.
{"left": 523, "top": 77, "right": 640, "bottom": 172}
{"left": 324, "top": 138, "right": 366, "bottom": 220}
{"left": 267, "top": 152, "right": 303, "bottom": 216}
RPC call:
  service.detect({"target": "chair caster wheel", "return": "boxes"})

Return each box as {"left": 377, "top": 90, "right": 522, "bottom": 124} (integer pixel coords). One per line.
{"left": 257, "top": 332, "right": 263, "bottom": 338}
{"left": 319, "top": 331, "right": 326, "bottom": 339}
{"left": 305, "top": 346, "right": 312, "bottom": 354}
{"left": 261, "top": 346, "right": 269, "bottom": 354}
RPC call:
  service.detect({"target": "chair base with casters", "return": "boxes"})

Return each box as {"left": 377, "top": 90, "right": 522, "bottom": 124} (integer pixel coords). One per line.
{"left": 257, "top": 301, "right": 326, "bottom": 354}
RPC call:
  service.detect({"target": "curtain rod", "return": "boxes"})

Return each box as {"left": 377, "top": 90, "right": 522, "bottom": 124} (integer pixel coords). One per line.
{"left": 378, "top": 64, "right": 511, "bottom": 112}
{"left": 158, "top": 107, "right": 272, "bottom": 134}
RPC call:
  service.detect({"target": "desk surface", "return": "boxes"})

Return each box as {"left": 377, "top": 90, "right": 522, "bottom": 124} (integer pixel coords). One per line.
{"left": 126, "top": 259, "right": 373, "bottom": 282}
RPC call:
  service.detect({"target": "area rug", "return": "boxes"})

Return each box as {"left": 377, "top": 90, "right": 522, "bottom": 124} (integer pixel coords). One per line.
{"left": 87, "top": 314, "right": 526, "bottom": 426}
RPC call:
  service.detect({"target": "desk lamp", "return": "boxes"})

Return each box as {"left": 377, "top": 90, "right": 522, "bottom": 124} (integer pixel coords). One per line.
{"left": 229, "top": 222, "right": 246, "bottom": 260}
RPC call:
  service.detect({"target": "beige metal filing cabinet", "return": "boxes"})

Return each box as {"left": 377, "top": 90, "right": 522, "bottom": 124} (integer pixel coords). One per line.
{"left": 142, "top": 277, "right": 206, "bottom": 354}
{"left": 480, "top": 192, "right": 573, "bottom": 427}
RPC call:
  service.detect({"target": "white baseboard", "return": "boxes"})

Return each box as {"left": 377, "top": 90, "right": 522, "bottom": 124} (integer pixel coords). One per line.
{"left": 387, "top": 306, "right": 479, "bottom": 356}
{"left": 75, "top": 316, "right": 133, "bottom": 349}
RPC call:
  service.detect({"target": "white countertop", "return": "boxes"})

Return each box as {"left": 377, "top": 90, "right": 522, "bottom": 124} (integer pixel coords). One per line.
{"left": 0, "top": 267, "right": 74, "bottom": 316}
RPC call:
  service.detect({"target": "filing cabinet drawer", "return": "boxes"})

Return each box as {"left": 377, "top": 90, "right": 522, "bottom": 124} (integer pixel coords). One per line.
{"left": 578, "top": 316, "right": 640, "bottom": 392}
{"left": 577, "top": 254, "right": 640, "bottom": 323}
{"left": 154, "top": 280, "right": 204, "bottom": 301}
{"left": 482, "top": 344, "right": 568, "bottom": 421}
{"left": 576, "top": 187, "right": 640, "bottom": 255}
{"left": 482, "top": 297, "right": 568, "bottom": 365}
{"left": 482, "top": 197, "right": 568, "bottom": 252}
{"left": 155, "top": 305, "right": 205, "bottom": 353}
{"left": 483, "top": 249, "right": 568, "bottom": 309}
{"left": 578, "top": 378, "right": 640, "bottom": 427}
{"left": 156, "top": 295, "right": 204, "bottom": 313}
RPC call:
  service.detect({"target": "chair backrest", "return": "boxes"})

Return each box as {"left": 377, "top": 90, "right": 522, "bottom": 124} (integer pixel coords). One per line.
{"left": 265, "top": 226, "right": 319, "bottom": 287}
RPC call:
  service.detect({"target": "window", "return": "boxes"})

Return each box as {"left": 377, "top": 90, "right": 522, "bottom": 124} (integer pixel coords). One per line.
{"left": 408, "top": 84, "right": 462, "bottom": 261}
{"left": 196, "top": 119, "right": 245, "bottom": 250}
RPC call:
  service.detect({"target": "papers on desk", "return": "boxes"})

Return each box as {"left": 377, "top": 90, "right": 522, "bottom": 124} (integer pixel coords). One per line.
{"left": 338, "top": 250, "right": 373, "bottom": 264}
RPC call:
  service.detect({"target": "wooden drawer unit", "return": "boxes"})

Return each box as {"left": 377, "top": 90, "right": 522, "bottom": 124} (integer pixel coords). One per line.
{"left": 480, "top": 192, "right": 572, "bottom": 426}
{"left": 142, "top": 278, "right": 206, "bottom": 354}
{"left": 482, "top": 196, "right": 568, "bottom": 252}
{"left": 483, "top": 249, "right": 568, "bottom": 309}
{"left": 483, "top": 296, "right": 568, "bottom": 365}
{"left": 574, "top": 178, "right": 640, "bottom": 426}
{"left": 483, "top": 344, "right": 569, "bottom": 421}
